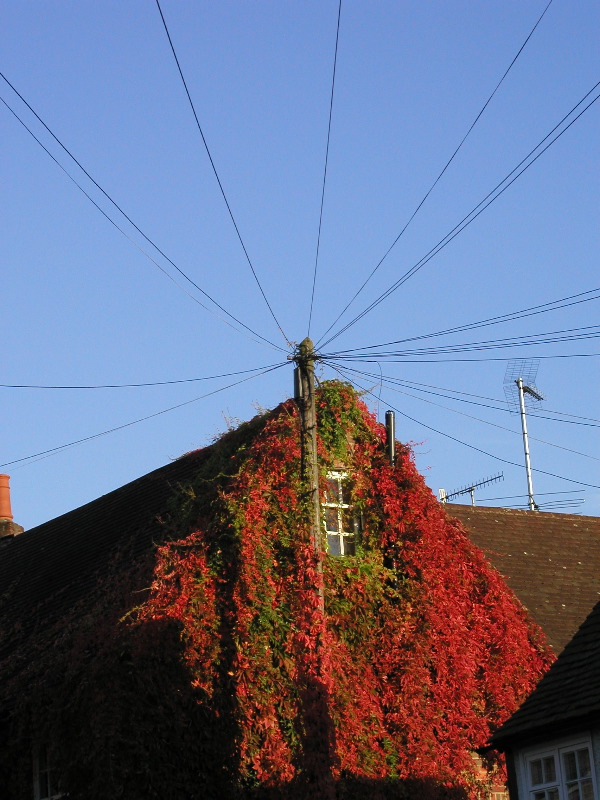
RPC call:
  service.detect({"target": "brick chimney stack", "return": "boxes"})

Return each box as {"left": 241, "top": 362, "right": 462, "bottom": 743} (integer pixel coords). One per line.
{"left": 0, "top": 475, "right": 24, "bottom": 538}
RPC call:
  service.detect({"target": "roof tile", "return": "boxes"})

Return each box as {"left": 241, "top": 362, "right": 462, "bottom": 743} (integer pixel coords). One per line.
{"left": 492, "top": 596, "right": 600, "bottom": 744}
{"left": 446, "top": 504, "right": 600, "bottom": 653}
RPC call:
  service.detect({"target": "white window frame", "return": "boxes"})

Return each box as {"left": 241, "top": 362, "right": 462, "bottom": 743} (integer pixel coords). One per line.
{"left": 322, "top": 471, "right": 358, "bottom": 556}
{"left": 520, "top": 736, "right": 597, "bottom": 800}
{"left": 33, "top": 744, "right": 63, "bottom": 800}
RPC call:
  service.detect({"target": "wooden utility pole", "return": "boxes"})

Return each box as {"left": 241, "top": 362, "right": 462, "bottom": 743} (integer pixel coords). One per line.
{"left": 295, "top": 337, "right": 324, "bottom": 609}
{"left": 295, "top": 340, "right": 335, "bottom": 800}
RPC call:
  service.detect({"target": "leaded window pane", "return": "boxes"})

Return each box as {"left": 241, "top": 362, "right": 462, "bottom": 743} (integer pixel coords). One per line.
{"left": 325, "top": 478, "right": 339, "bottom": 504}
{"left": 544, "top": 756, "right": 556, "bottom": 783}
{"left": 343, "top": 536, "right": 356, "bottom": 556}
{"left": 327, "top": 534, "right": 341, "bottom": 556}
{"left": 578, "top": 749, "right": 592, "bottom": 779}
{"left": 581, "top": 780, "right": 595, "bottom": 800}
{"left": 532, "top": 790, "right": 560, "bottom": 800}
{"left": 564, "top": 752, "right": 578, "bottom": 782}
{"left": 341, "top": 508, "right": 354, "bottom": 533}
{"left": 567, "top": 784, "right": 581, "bottom": 800}
{"left": 531, "top": 759, "right": 544, "bottom": 786}
{"left": 325, "top": 507, "right": 339, "bottom": 532}
{"left": 341, "top": 481, "right": 353, "bottom": 505}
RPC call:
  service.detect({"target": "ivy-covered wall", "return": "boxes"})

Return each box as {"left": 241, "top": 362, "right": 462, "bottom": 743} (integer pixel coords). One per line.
{"left": 0, "top": 382, "right": 553, "bottom": 799}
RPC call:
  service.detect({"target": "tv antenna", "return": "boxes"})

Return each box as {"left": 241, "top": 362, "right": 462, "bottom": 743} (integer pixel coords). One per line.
{"left": 504, "top": 359, "right": 544, "bottom": 511}
{"left": 439, "top": 472, "right": 504, "bottom": 506}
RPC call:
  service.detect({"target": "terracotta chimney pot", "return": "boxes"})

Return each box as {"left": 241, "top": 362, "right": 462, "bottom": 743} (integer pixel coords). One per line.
{"left": 0, "top": 474, "right": 13, "bottom": 520}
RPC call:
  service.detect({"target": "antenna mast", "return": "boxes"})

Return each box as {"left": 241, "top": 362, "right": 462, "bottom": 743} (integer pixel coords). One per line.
{"left": 504, "top": 360, "right": 544, "bottom": 512}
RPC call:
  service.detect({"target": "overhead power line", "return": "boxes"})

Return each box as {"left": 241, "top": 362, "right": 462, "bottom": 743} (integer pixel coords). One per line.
{"left": 331, "top": 364, "right": 600, "bottom": 491}
{"left": 307, "top": 0, "right": 342, "bottom": 337}
{"left": 335, "top": 364, "right": 599, "bottom": 461}
{"left": 478, "top": 490, "right": 582, "bottom": 502}
{"left": 155, "top": 0, "right": 289, "bottom": 347}
{"left": 337, "top": 366, "right": 600, "bottom": 429}
{"left": 325, "top": 325, "right": 600, "bottom": 360}
{"left": 0, "top": 80, "right": 283, "bottom": 353}
{"left": 319, "top": 80, "right": 600, "bottom": 348}
{"left": 328, "top": 287, "right": 600, "bottom": 356}
{"left": 537, "top": 501, "right": 584, "bottom": 510}
{"left": 0, "top": 364, "right": 283, "bottom": 390}
{"left": 492, "top": 500, "right": 584, "bottom": 511}
{"left": 321, "top": 351, "right": 600, "bottom": 366}
{"left": 1, "top": 363, "right": 287, "bottom": 470}
{"left": 316, "top": 0, "right": 555, "bottom": 345}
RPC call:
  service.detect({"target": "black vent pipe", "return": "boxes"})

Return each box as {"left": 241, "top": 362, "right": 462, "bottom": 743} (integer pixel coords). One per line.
{"left": 385, "top": 410, "right": 396, "bottom": 466}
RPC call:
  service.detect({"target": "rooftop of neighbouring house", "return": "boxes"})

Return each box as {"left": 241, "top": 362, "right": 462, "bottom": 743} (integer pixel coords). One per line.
{"left": 446, "top": 504, "right": 600, "bottom": 654}
{"left": 492, "top": 595, "right": 600, "bottom": 747}
{"left": 0, "top": 408, "right": 275, "bottom": 665}
{"left": 0, "top": 447, "right": 210, "bottom": 662}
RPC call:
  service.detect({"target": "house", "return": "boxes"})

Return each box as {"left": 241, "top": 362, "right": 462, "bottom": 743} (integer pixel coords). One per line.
{"left": 447, "top": 505, "right": 600, "bottom": 653}
{"left": 491, "top": 597, "right": 600, "bottom": 800}
{"left": 0, "top": 382, "right": 554, "bottom": 799}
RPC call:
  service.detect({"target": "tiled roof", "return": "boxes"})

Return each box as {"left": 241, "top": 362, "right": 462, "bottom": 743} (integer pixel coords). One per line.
{"left": 492, "top": 597, "right": 600, "bottom": 746}
{"left": 446, "top": 505, "right": 600, "bottom": 654}
{"left": 0, "top": 410, "right": 272, "bottom": 666}
{"left": 0, "top": 447, "right": 209, "bottom": 662}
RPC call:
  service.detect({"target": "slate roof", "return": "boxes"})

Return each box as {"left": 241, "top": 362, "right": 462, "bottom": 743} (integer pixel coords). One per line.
{"left": 492, "top": 596, "right": 600, "bottom": 747}
{"left": 446, "top": 505, "right": 600, "bottom": 654}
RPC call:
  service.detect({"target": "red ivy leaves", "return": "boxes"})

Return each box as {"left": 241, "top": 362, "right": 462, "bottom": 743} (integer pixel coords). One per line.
{"left": 135, "top": 383, "right": 552, "bottom": 797}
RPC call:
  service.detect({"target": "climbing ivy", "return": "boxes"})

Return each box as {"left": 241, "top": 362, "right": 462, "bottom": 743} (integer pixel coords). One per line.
{"left": 0, "top": 382, "right": 553, "bottom": 799}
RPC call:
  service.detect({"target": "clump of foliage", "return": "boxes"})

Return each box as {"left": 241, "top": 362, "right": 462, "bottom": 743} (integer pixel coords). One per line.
{"left": 0, "top": 382, "right": 553, "bottom": 799}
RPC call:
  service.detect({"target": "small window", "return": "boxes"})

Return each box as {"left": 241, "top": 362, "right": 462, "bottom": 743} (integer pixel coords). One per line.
{"left": 33, "top": 744, "right": 62, "bottom": 800}
{"left": 323, "top": 472, "right": 358, "bottom": 556}
{"left": 526, "top": 742, "right": 596, "bottom": 800}
{"left": 562, "top": 748, "right": 594, "bottom": 800}
{"left": 529, "top": 753, "right": 559, "bottom": 800}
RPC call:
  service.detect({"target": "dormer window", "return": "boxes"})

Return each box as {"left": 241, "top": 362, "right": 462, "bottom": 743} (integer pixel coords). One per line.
{"left": 323, "top": 472, "right": 358, "bottom": 556}
{"left": 523, "top": 739, "right": 597, "bottom": 800}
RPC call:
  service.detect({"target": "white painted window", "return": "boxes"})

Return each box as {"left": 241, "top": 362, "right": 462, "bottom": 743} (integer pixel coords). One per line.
{"left": 525, "top": 741, "right": 596, "bottom": 800}
{"left": 323, "top": 472, "right": 358, "bottom": 556}
{"left": 33, "top": 744, "right": 62, "bottom": 800}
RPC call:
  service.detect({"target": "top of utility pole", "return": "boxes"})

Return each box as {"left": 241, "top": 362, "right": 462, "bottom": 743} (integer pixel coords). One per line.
{"left": 297, "top": 336, "right": 315, "bottom": 360}
{"left": 294, "top": 336, "right": 323, "bottom": 608}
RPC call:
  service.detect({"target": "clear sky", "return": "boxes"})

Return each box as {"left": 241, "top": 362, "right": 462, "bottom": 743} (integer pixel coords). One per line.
{"left": 1, "top": 1, "right": 598, "bottom": 530}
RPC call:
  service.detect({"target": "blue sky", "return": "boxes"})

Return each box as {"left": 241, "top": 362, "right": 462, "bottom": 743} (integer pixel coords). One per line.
{"left": 1, "top": 1, "right": 598, "bottom": 529}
